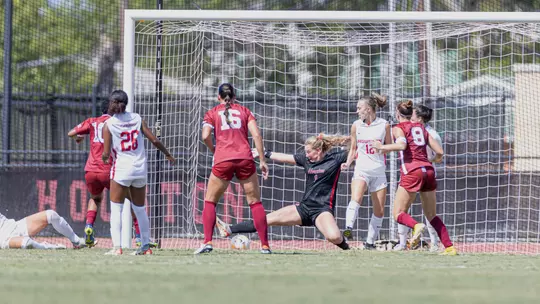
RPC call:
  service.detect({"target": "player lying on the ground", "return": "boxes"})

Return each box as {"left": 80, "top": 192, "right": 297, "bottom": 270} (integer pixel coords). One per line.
{"left": 0, "top": 210, "right": 86, "bottom": 249}
{"left": 341, "top": 93, "right": 392, "bottom": 250}
{"left": 372, "top": 100, "right": 457, "bottom": 256}
{"left": 68, "top": 99, "right": 157, "bottom": 249}
{"left": 195, "top": 83, "right": 270, "bottom": 255}
{"left": 216, "top": 133, "right": 352, "bottom": 250}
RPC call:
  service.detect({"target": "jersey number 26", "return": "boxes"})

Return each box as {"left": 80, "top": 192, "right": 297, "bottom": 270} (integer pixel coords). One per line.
{"left": 120, "top": 130, "right": 139, "bottom": 151}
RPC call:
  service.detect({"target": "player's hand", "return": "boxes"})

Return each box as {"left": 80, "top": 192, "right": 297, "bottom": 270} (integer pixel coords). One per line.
{"left": 341, "top": 163, "right": 350, "bottom": 170}
{"left": 259, "top": 161, "right": 269, "bottom": 180}
{"left": 75, "top": 136, "right": 84, "bottom": 144}
{"left": 102, "top": 154, "right": 110, "bottom": 164}
{"left": 251, "top": 148, "right": 260, "bottom": 159}
{"left": 166, "top": 154, "right": 176, "bottom": 165}
{"left": 371, "top": 140, "right": 382, "bottom": 151}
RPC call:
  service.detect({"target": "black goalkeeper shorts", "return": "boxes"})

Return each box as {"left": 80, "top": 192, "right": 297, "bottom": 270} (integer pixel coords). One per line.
{"left": 295, "top": 203, "right": 334, "bottom": 227}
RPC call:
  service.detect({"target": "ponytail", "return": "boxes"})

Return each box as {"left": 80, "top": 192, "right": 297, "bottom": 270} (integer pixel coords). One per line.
{"left": 305, "top": 133, "right": 350, "bottom": 153}
{"left": 218, "top": 83, "right": 236, "bottom": 126}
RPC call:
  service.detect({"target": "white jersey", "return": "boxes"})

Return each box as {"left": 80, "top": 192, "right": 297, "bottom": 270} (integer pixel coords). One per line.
{"left": 0, "top": 212, "right": 17, "bottom": 246}
{"left": 107, "top": 112, "right": 147, "bottom": 180}
{"left": 353, "top": 117, "right": 388, "bottom": 177}
{"left": 426, "top": 125, "right": 442, "bottom": 162}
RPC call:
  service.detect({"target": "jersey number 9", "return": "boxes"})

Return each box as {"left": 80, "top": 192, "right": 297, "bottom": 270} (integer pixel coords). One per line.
{"left": 120, "top": 130, "right": 139, "bottom": 151}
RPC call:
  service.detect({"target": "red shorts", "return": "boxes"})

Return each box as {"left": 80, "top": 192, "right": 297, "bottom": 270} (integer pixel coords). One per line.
{"left": 85, "top": 171, "right": 110, "bottom": 195}
{"left": 399, "top": 167, "right": 437, "bottom": 192}
{"left": 212, "top": 159, "right": 256, "bottom": 181}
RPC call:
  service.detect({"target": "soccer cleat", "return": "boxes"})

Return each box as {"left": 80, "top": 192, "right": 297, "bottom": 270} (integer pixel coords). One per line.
{"left": 132, "top": 244, "right": 153, "bottom": 255}
{"left": 343, "top": 227, "right": 353, "bottom": 241}
{"left": 393, "top": 243, "right": 406, "bottom": 251}
{"left": 72, "top": 238, "right": 87, "bottom": 249}
{"left": 363, "top": 242, "right": 376, "bottom": 250}
{"left": 409, "top": 223, "right": 426, "bottom": 249}
{"left": 440, "top": 246, "right": 458, "bottom": 256}
{"left": 193, "top": 243, "right": 213, "bottom": 255}
{"left": 216, "top": 216, "right": 231, "bottom": 238}
{"left": 84, "top": 224, "right": 96, "bottom": 247}
{"left": 260, "top": 245, "right": 272, "bottom": 254}
{"left": 135, "top": 234, "right": 142, "bottom": 247}
{"left": 429, "top": 243, "right": 440, "bottom": 253}
{"left": 104, "top": 248, "right": 123, "bottom": 255}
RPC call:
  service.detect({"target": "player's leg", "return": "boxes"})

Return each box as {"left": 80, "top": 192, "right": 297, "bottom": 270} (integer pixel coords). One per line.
{"left": 7, "top": 236, "right": 66, "bottom": 249}
{"left": 129, "top": 182, "right": 153, "bottom": 255}
{"left": 425, "top": 215, "right": 440, "bottom": 251}
{"left": 194, "top": 169, "right": 230, "bottom": 254}
{"left": 108, "top": 180, "right": 129, "bottom": 254}
{"left": 419, "top": 175, "right": 456, "bottom": 255}
{"left": 365, "top": 182, "right": 387, "bottom": 248}
{"left": 315, "top": 212, "right": 349, "bottom": 250}
{"left": 237, "top": 160, "right": 270, "bottom": 252}
{"left": 84, "top": 171, "right": 106, "bottom": 246}
{"left": 344, "top": 178, "right": 368, "bottom": 239}
{"left": 25, "top": 210, "right": 85, "bottom": 248}
{"left": 218, "top": 205, "right": 303, "bottom": 236}
{"left": 393, "top": 185, "right": 425, "bottom": 249}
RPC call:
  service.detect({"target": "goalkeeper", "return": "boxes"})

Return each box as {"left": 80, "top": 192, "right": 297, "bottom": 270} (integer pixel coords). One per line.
{"left": 217, "top": 133, "right": 351, "bottom": 250}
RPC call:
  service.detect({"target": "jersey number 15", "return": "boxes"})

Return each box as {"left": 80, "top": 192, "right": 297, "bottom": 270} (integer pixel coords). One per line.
{"left": 120, "top": 130, "right": 139, "bottom": 152}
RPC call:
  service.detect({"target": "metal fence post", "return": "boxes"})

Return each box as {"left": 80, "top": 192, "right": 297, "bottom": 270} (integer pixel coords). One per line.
{"left": 2, "top": 0, "right": 13, "bottom": 164}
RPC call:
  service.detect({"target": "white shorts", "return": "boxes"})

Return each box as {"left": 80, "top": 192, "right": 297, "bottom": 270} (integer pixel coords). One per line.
{"left": 0, "top": 218, "right": 29, "bottom": 249}
{"left": 352, "top": 173, "right": 387, "bottom": 193}
{"left": 113, "top": 177, "right": 147, "bottom": 188}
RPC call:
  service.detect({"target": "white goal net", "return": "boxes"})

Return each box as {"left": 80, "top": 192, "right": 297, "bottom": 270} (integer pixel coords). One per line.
{"left": 126, "top": 11, "right": 540, "bottom": 253}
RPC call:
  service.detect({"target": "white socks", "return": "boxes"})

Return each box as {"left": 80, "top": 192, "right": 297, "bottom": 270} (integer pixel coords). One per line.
{"left": 425, "top": 216, "right": 439, "bottom": 246}
{"left": 345, "top": 200, "right": 360, "bottom": 228}
{"left": 110, "top": 201, "right": 124, "bottom": 248}
{"left": 131, "top": 203, "right": 150, "bottom": 246}
{"left": 366, "top": 214, "right": 383, "bottom": 244}
{"left": 21, "top": 236, "right": 62, "bottom": 249}
{"left": 45, "top": 210, "right": 80, "bottom": 243}
{"left": 398, "top": 224, "right": 410, "bottom": 246}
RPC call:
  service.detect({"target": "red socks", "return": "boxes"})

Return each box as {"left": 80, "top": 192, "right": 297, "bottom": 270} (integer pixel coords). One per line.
{"left": 86, "top": 210, "right": 97, "bottom": 226}
{"left": 397, "top": 212, "right": 418, "bottom": 229}
{"left": 250, "top": 202, "right": 269, "bottom": 248}
{"left": 430, "top": 216, "right": 453, "bottom": 248}
{"left": 133, "top": 218, "right": 140, "bottom": 235}
{"left": 203, "top": 201, "right": 217, "bottom": 244}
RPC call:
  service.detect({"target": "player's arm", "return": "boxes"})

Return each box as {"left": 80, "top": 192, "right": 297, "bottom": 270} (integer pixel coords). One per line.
{"left": 141, "top": 120, "right": 175, "bottom": 164}
{"left": 68, "top": 120, "right": 89, "bottom": 143}
{"left": 102, "top": 123, "right": 112, "bottom": 164}
{"left": 252, "top": 149, "right": 296, "bottom": 165}
{"left": 201, "top": 125, "right": 215, "bottom": 154}
{"left": 343, "top": 123, "right": 357, "bottom": 169}
{"left": 427, "top": 134, "right": 444, "bottom": 163}
{"left": 247, "top": 120, "right": 268, "bottom": 179}
{"left": 372, "top": 127, "right": 407, "bottom": 153}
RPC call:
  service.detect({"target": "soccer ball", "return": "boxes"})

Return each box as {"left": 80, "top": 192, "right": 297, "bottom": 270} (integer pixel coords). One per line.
{"left": 230, "top": 235, "right": 251, "bottom": 250}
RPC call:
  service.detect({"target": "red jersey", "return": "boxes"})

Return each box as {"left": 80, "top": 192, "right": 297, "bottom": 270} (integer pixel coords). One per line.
{"left": 394, "top": 121, "right": 433, "bottom": 175}
{"left": 74, "top": 114, "right": 112, "bottom": 173}
{"left": 202, "top": 103, "right": 256, "bottom": 165}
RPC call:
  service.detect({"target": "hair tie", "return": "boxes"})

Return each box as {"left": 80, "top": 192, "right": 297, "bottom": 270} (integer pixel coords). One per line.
{"left": 317, "top": 133, "right": 323, "bottom": 140}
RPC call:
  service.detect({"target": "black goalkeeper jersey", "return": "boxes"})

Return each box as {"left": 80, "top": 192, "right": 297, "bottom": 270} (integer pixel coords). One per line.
{"left": 293, "top": 149, "right": 348, "bottom": 210}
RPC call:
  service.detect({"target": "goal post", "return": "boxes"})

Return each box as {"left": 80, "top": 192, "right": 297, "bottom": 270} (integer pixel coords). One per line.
{"left": 123, "top": 10, "right": 540, "bottom": 253}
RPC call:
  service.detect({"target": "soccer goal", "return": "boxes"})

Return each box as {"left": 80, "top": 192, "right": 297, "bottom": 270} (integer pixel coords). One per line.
{"left": 123, "top": 10, "right": 540, "bottom": 254}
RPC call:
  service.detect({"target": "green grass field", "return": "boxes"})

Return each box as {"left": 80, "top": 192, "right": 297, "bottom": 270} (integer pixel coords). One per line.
{"left": 1, "top": 249, "right": 539, "bottom": 304}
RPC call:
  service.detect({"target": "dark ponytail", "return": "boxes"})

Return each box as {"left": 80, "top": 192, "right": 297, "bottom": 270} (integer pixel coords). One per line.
{"left": 108, "top": 90, "right": 129, "bottom": 114}
{"left": 218, "top": 83, "right": 236, "bottom": 126}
